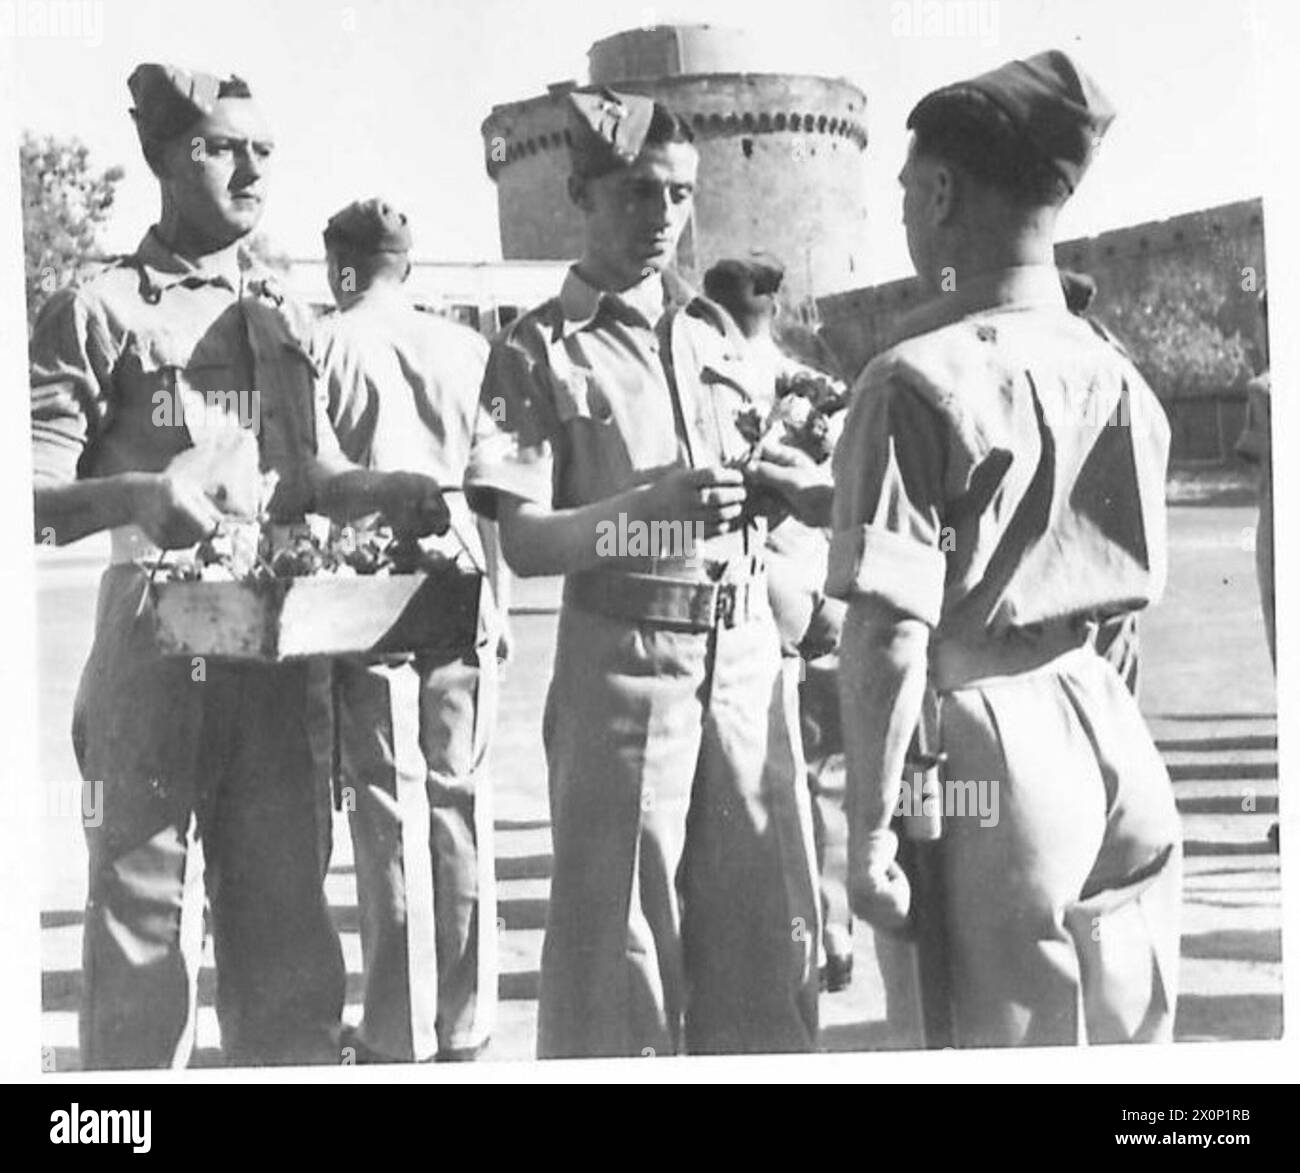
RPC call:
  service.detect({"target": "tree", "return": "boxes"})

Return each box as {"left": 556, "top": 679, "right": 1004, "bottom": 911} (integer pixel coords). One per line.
{"left": 21, "top": 131, "right": 124, "bottom": 328}
{"left": 1099, "top": 255, "right": 1255, "bottom": 399}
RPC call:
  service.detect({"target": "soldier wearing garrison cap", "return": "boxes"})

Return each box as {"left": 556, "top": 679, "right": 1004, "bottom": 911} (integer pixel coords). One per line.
{"left": 757, "top": 50, "right": 1180, "bottom": 1046}
{"left": 31, "top": 65, "right": 450, "bottom": 1068}
{"left": 325, "top": 197, "right": 414, "bottom": 254}
{"left": 316, "top": 198, "right": 502, "bottom": 1063}
{"left": 467, "top": 87, "right": 820, "bottom": 1057}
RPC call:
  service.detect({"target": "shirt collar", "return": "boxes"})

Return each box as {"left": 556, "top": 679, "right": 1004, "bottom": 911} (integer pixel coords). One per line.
{"left": 556, "top": 265, "right": 672, "bottom": 338}
{"left": 890, "top": 264, "right": 1066, "bottom": 347}
{"left": 133, "top": 227, "right": 254, "bottom": 294}
{"left": 343, "top": 282, "right": 410, "bottom": 314}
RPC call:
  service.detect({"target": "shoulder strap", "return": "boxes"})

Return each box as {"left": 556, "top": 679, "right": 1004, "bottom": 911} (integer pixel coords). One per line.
{"left": 656, "top": 305, "right": 703, "bottom": 468}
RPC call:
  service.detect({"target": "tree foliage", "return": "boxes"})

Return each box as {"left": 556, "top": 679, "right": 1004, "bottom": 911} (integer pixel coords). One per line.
{"left": 1099, "top": 255, "right": 1257, "bottom": 399}
{"left": 21, "top": 131, "right": 124, "bottom": 327}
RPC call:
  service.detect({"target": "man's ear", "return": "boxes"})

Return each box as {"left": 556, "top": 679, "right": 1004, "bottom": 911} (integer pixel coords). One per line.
{"left": 567, "top": 172, "right": 592, "bottom": 212}
{"left": 930, "top": 162, "right": 958, "bottom": 226}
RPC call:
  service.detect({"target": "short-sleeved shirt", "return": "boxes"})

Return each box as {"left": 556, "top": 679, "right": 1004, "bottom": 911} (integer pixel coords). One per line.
{"left": 465, "top": 266, "right": 764, "bottom": 567}
{"left": 30, "top": 228, "right": 345, "bottom": 522}
{"left": 315, "top": 285, "right": 488, "bottom": 484}
{"left": 315, "top": 284, "right": 490, "bottom": 561}
{"left": 828, "top": 264, "right": 1170, "bottom": 640}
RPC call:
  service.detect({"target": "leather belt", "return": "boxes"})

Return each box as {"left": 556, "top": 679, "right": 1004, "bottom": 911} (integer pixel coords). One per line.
{"left": 565, "top": 567, "right": 767, "bottom": 632}
{"left": 931, "top": 619, "right": 1094, "bottom": 692}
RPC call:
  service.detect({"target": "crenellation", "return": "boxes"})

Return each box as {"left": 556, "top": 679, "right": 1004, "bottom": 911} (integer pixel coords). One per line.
{"left": 482, "top": 24, "right": 870, "bottom": 301}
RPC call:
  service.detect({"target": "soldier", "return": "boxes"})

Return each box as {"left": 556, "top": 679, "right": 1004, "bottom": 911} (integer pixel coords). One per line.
{"left": 702, "top": 255, "right": 854, "bottom": 991}
{"left": 316, "top": 198, "right": 502, "bottom": 1062}
{"left": 758, "top": 51, "right": 1181, "bottom": 1045}
{"left": 30, "top": 65, "right": 449, "bottom": 1068}
{"left": 465, "top": 87, "right": 820, "bottom": 1058}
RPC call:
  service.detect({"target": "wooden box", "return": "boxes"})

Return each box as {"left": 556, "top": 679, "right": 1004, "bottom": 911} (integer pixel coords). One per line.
{"left": 150, "top": 570, "right": 483, "bottom": 660}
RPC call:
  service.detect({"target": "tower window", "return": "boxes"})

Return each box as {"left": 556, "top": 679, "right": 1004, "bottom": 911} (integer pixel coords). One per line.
{"left": 741, "top": 138, "right": 754, "bottom": 159}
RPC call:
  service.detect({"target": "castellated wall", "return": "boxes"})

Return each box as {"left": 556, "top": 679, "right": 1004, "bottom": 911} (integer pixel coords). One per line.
{"left": 818, "top": 198, "right": 1266, "bottom": 375}
{"left": 816, "top": 198, "right": 1268, "bottom": 461}
{"left": 482, "top": 70, "right": 869, "bottom": 306}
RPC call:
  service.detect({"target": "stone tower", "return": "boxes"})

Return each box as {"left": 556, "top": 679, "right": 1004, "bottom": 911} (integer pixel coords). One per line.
{"left": 480, "top": 24, "right": 869, "bottom": 309}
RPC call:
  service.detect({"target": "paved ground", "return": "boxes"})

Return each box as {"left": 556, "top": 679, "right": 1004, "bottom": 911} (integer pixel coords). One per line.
{"left": 37, "top": 505, "right": 1281, "bottom": 1068}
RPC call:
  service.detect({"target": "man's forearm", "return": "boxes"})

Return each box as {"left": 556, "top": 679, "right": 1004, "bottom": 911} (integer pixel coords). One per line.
{"left": 838, "top": 597, "right": 931, "bottom": 839}
{"left": 311, "top": 465, "right": 390, "bottom": 523}
{"left": 496, "top": 484, "right": 656, "bottom": 577}
{"left": 34, "top": 474, "right": 144, "bottom": 546}
{"left": 476, "top": 514, "right": 510, "bottom": 611}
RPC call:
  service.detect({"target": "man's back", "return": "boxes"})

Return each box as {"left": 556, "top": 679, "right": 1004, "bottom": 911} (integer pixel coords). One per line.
{"left": 832, "top": 266, "right": 1170, "bottom": 641}
{"left": 316, "top": 287, "right": 488, "bottom": 485}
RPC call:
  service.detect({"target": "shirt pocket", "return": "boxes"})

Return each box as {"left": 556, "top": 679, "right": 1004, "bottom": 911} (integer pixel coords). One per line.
{"left": 122, "top": 332, "right": 248, "bottom": 441}
{"left": 551, "top": 367, "right": 617, "bottom": 427}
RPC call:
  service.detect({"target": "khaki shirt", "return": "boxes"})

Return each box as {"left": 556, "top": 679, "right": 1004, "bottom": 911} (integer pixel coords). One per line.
{"left": 828, "top": 264, "right": 1170, "bottom": 640}
{"left": 316, "top": 285, "right": 490, "bottom": 562}
{"left": 30, "top": 228, "right": 344, "bottom": 522}
{"left": 465, "top": 267, "right": 765, "bottom": 568}
{"left": 316, "top": 285, "right": 488, "bottom": 485}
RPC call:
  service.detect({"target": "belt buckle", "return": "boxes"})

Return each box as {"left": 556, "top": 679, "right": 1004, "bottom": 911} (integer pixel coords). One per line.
{"left": 714, "top": 582, "right": 738, "bottom": 628}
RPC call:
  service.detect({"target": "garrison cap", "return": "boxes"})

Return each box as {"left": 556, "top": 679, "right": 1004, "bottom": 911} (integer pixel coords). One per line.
{"left": 323, "top": 198, "right": 413, "bottom": 254}
{"left": 128, "top": 63, "right": 251, "bottom": 146}
{"left": 908, "top": 49, "right": 1116, "bottom": 192}
{"left": 566, "top": 86, "right": 658, "bottom": 178}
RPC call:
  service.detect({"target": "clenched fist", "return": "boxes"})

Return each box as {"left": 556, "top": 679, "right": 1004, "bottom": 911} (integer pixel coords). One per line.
{"left": 645, "top": 465, "right": 748, "bottom": 538}
{"left": 848, "top": 828, "right": 912, "bottom": 934}
{"left": 129, "top": 473, "right": 223, "bottom": 550}
{"left": 378, "top": 471, "right": 450, "bottom": 538}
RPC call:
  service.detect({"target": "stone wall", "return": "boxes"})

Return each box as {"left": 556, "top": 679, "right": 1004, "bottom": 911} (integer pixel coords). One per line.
{"left": 482, "top": 27, "right": 869, "bottom": 306}
{"left": 818, "top": 198, "right": 1266, "bottom": 377}
{"left": 816, "top": 198, "right": 1268, "bottom": 461}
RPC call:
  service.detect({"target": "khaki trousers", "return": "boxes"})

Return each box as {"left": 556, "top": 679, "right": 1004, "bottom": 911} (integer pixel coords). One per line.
{"left": 335, "top": 646, "right": 498, "bottom": 1059}
{"left": 925, "top": 646, "right": 1181, "bottom": 1046}
{"left": 537, "top": 599, "right": 820, "bottom": 1058}
{"left": 75, "top": 566, "right": 343, "bottom": 1068}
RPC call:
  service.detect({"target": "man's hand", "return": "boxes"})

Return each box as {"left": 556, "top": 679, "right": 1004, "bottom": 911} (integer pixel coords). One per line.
{"left": 644, "top": 465, "right": 748, "bottom": 538}
{"left": 377, "top": 471, "right": 450, "bottom": 538}
{"left": 749, "top": 442, "right": 833, "bottom": 527}
{"left": 129, "top": 473, "right": 224, "bottom": 549}
{"left": 848, "top": 828, "right": 911, "bottom": 934}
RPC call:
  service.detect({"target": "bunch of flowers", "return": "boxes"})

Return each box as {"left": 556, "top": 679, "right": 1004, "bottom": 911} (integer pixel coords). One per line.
{"left": 146, "top": 471, "right": 463, "bottom": 584}
{"left": 733, "top": 369, "right": 849, "bottom": 466}
{"left": 153, "top": 520, "right": 463, "bottom": 584}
